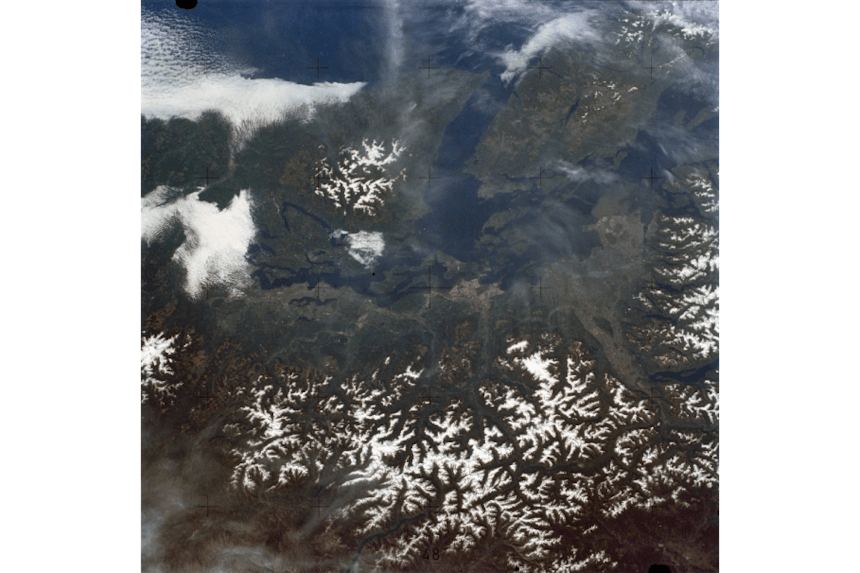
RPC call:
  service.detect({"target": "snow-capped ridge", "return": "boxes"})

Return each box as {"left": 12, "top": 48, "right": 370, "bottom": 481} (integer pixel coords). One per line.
{"left": 314, "top": 139, "right": 407, "bottom": 216}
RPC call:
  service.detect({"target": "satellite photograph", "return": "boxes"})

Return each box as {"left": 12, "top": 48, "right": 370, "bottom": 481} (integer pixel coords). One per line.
{"left": 141, "top": 1, "right": 719, "bottom": 571}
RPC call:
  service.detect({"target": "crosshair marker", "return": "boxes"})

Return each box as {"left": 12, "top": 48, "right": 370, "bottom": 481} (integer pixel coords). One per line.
{"left": 312, "top": 169, "right": 331, "bottom": 190}
{"left": 418, "top": 167, "right": 441, "bottom": 188}
{"left": 306, "top": 57, "right": 328, "bottom": 80}
{"left": 308, "top": 495, "right": 330, "bottom": 518}
{"left": 529, "top": 165, "right": 546, "bottom": 189}
{"left": 195, "top": 495, "right": 220, "bottom": 517}
{"left": 642, "top": 54, "right": 658, "bottom": 80}
{"left": 528, "top": 56, "right": 551, "bottom": 78}
{"left": 418, "top": 56, "right": 440, "bottom": 78}
{"left": 644, "top": 167, "right": 662, "bottom": 189}
{"left": 315, "top": 274, "right": 328, "bottom": 300}
{"left": 196, "top": 384, "right": 212, "bottom": 401}
{"left": 196, "top": 167, "right": 219, "bottom": 185}
{"left": 410, "top": 265, "right": 453, "bottom": 308}
{"left": 418, "top": 386, "right": 434, "bottom": 407}
{"left": 531, "top": 276, "right": 553, "bottom": 300}
{"left": 407, "top": 384, "right": 439, "bottom": 424}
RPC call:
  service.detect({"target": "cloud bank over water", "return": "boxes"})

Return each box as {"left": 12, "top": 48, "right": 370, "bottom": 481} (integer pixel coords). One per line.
{"left": 141, "top": 7, "right": 365, "bottom": 129}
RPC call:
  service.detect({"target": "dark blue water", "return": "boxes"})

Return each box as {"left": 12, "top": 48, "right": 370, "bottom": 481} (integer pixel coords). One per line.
{"left": 561, "top": 98, "right": 580, "bottom": 126}
{"left": 654, "top": 85, "right": 712, "bottom": 125}
{"left": 649, "top": 358, "right": 719, "bottom": 385}
{"left": 144, "top": 0, "right": 387, "bottom": 84}
{"left": 143, "top": 0, "right": 539, "bottom": 86}
{"left": 416, "top": 74, "right": 513, "bottom": 261}
{"left": 618, "top": 130, "right": 669, "bottom": 188}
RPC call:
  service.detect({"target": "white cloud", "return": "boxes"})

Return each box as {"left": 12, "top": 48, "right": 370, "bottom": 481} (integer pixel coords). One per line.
{"left": 555, "top": 161, "right": 620, "bottom": 184}
{"left": 141, "top": 7, "right": 365, "bottom": 137}
{"left": 142, "top": 186, "right": 257, "bottom": 299}
{"left": 463, "top": 0, "right": 561, "bottom": 28}
{"left": 382, "top": 0, "right": 405, "bottom": 78}
{"left": 498, "top": 12, "right": 599, "bottom": 84}
{"left": 333, "top": 229, "right": 385, "bottom": 267}
{"left": 648, "top": 2, "right": 719, "bottom": 41}
{"left": 142, "top": 75, "right": 366, "bottom": 132}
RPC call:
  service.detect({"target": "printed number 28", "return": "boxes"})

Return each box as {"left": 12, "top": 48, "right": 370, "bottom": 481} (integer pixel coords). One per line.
{"left": 423, "top": 547, "right": 440, "bottom": 560}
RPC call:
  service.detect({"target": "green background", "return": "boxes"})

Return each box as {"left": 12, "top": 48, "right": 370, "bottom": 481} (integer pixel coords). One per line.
{"left": 5, "top": 0, "right": 858, "bottom": 572}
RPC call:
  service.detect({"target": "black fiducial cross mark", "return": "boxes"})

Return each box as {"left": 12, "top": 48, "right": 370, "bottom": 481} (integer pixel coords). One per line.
{"left": 650, "top": 388, "right": 665, "bottom": 449}
{"left": 197, "top": 167, "right": 219, "bottom": 186}
{"left": 644, "top": 167, "right": 663, "bottom": 189}
{"left": 418, "top": 167, "right": 441, "bottom": 188}
{"left": 649, "top": 387, "right": 656, "bottom": 414}
{"left": 406, "top": 384, "right": 439, "bottom": 425}
{"left": 530, "top": 276, "right": 554, "bottom": 300}
{"left": 306, "top": 56, "right": 329, "bottom": 80}
{"left": 312, "top": 169, "right": 331, "bottom": 191}
{"left": 418, "top": 56, "right": 440, "bottom": 78}
{"left": 529, "top": 165, "right": 547, "bottom": 189}
{"left": 309, "top": 385, "right": 335, "bottom": 419}
{"left": 195, "top": 495, "right": 220, "bottom": 517}
{"left": 314, "top": 274, "right": 328, "bottom": 300}
{"left": 528, "top": 56, "right": 551, "bottom": 79}
{"left": 641, "top": 54, "right": 659, "bottom": 81}
{"left": 308, "top": 495, "right": 331, "bottom": 518}
{"left": 410, "top": 265, "right": 453, "bottom": 308}
{"left": 415, "top": 385, "right": 435, "bottom": 407}
{"left": 196, "top": 384, "right": 213, "bottom": 402}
